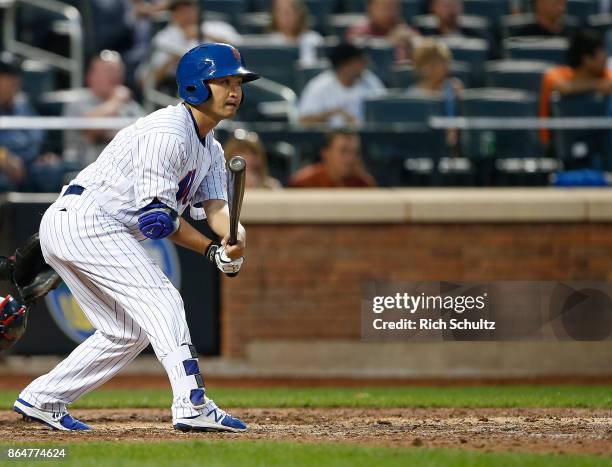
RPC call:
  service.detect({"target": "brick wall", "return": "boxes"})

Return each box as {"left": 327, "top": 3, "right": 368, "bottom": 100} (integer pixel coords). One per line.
{"left": 220, "top": 223, "right": 612, "bottom": 357}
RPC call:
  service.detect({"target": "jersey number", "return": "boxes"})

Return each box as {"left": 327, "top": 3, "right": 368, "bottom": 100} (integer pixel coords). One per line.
{"left": 176, "top": 170, "right": 196, "bottom": 204}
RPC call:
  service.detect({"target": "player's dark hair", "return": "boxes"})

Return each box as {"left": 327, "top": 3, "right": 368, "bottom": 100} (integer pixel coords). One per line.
{"left": 328, "top": 43, "right": 365, "bottom": 70}
{"left": 567, "top": 29, "right": 604, "bottom": 69}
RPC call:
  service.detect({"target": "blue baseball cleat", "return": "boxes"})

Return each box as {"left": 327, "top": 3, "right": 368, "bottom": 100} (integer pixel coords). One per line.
{"left": 13, "top": 398, "right": 91, "bottom": 431}
{"left": 173, "top": 398, "right": 247, "bottom": 433}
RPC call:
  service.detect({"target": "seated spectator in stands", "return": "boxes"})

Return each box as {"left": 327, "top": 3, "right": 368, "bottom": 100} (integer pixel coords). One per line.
{"left": 512, "top": 0, "right": 574, "bottom": 37}
{"left": 0, "top": 56, "right": 66, "bottom": 192}
{"left": 148, "top": 0, "right": 241, "bottom": 89}
{"left": 288, "top": 130, "right": 377, "bottom": 187}
{"left": 265, "top": 0, "right": 324, "bottom": 67}
{"left": 64, "top": 50, "right": 144, "bottom": 169}
{"left": 224, "top": 130, "right": 282, "bottom": 189}
{"left": 298, "top": 43, "right": 386, "bottom": 128}
{"left": 346, "top": 0, "right": 419, "bottom": 62}
{"left": 539, "top": 29, "right": 612, "bottom": 146}
{"left": 411, "top": 38, "right": 463, "bottom": 149}
{"left": 428, "top": 0, "right": 485, "bottom": 37}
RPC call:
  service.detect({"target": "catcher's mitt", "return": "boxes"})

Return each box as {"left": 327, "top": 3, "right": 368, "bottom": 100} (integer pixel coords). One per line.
{"left": 0, "top": 233, "right": 61, "bottom": 304}
{"left": 0, "top": 295, "right": 28, "bottom": 351}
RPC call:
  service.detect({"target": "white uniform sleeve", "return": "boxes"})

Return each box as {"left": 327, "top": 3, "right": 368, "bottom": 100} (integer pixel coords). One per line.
{"left": 132, "top": 132, "right": 184, "bottom": 211}
{"left": 190, "top": 139, "right": 227, "bottom": 220}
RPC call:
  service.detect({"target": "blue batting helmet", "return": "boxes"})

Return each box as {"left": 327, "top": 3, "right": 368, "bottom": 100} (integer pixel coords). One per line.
{"left": 176, "top": 43, "right": 260, "bottom": 105}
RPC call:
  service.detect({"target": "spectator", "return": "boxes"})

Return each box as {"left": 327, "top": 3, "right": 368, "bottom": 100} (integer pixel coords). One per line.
{"left": 428, "top": 0, "right": 483, "bottom": 38}
{"left": 64, "top": 50, "right": 144, "bottom": 169}
{"left": 223, "top": 130, "right": 282, "bottom": 189}
{"left": 411, "top": 38, "right": 463, "bottom": 149}
{"left": 265, "top": 0, "right": 324, "bottom": 66}
{"left": 288, "top": 130, "right": 377, "bottom": 187}
{"left": 512, "top": 0, "right": 574, "bottom": 37}
{"left": 298, "top": 43, "right": 386, "bottom": 127}
{"left": 346, "top": 0, "right": 419, "bottom": 62}
{"left": 0, "top": 56, "right": 65, "bottom": 192}
{"left": 148, "top": 0, "right": 241, "bottom": 89}
{"left": 539, "top": 29, "right": 612, "bottom": 146}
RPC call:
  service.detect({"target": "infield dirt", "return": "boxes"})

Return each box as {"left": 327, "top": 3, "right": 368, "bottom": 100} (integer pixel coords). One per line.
{"left": 1, "top": 407, "right": 611, "bottom": 456}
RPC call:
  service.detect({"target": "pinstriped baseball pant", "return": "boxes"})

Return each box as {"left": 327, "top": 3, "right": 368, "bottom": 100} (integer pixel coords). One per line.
{"left": 19, "top": 190, "right": 201, "bottom": 419}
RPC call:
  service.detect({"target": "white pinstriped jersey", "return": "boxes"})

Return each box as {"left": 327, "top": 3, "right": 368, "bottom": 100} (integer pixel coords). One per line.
{"left": 72, "top": 103, "right": 227, "bottom": 240}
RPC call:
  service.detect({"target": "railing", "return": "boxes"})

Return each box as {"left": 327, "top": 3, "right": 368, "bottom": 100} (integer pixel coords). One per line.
{"left": 3, "top": 0, "right": 84, "bottom": 88}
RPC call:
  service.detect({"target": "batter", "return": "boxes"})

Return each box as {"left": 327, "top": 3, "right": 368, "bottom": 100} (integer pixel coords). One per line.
{"left": 14, "top": 43, "right": 258, "bottom": 433}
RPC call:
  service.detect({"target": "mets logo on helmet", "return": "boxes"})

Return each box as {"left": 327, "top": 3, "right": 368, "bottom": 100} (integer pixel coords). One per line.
{"left": 232, "top": 47, "right": 241, "bottom": 61}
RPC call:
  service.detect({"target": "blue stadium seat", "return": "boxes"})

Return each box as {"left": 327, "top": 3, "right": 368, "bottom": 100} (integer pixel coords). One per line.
{"left": 502, "top": 13, "right": 580, "bottom": 37}
{"left": 235, "top": 78, "right": 298, "bottom": 122}
{"left": 199, "top": 0, "right": 246, "bottom": 25}
{"left": 364, "top": 92, "right": 450, "bottom": 185}
{"left": 566, "top": 0, "right": 599, "bottom": 20}
{"left": 365, "top": 90, "right": 445, "bottom": 124}
{"left": 238, "top": 41, "right": 300, "bottom": 88}
{"left": 460, "top": 88, "right": 541, "bottom": 159}
{"left": 551, "top": 93, "right": 611, "bottom": 170}
{"left": 294, "top": 60, "right": 330, "bottom": 93}
{"left": 435, "top": 36, "right": 489, "bottom": 86}
{"left": 587, "top": 13, "right": 612, "bottom": 34}
{"left": 390, "top": 61, "right": 472, "bottom": 89}
{"left": 485, "top": 60, "right": 551, "bottom": 93}
{"left": 20, "top": 60, "right": 56, "bottom": 106}
{"left": 504, "top": 37, "right": 569, "bottom": 65}
{"left": 328, "top": 13, "right": 367, "bottom": 37}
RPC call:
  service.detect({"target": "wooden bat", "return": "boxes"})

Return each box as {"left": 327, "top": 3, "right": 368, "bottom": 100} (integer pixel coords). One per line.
{"left": 226, "top": 155, "right": 246, "bottom": 277}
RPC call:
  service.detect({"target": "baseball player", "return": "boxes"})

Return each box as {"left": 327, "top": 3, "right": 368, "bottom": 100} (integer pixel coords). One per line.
{"left": 12, "top": 43, "right": 258, "bottom": 432}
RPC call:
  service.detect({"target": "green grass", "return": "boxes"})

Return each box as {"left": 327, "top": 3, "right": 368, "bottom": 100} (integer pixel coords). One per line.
{"left": 0, "top": 441, "right": 610, "bottom": 467}
{"left": 1, "top": 385, "right": 611, "bottom": 410}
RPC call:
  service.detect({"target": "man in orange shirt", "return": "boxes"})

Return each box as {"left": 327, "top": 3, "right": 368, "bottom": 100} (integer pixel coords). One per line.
{"left": 539, "top": 29, "right": 612, "bottom": 146}
{"left": 288, "top": 130, "right": 377, "bottom": 187}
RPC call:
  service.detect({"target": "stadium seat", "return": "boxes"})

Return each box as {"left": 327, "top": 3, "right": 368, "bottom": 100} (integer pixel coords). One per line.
{"left": 235, "top": 78, "right": 298, "bottom": 123}
{"left": 390, "top": 61, "right": 472, "bottom": 89}
{"left": 587, "top": 13, "right": 612, "bottom": 34}
{"left": 238, "top": 40, "right": 300, "bottom": 88}
{"left": 566, "top": 0, "right": 599, "bottom": 19}
{"left": 364, "top": 91, "right": 448, "bottom": 185}
{"left": 551, "top": 93, "right": 611, "bottom": 170}
{"left": 502, "top": 13, "right": 580, "bottom": 37}
{"left": 460, "top": 88, "right": 545, "bottom": 185}
{"left": 503, "top": 37, "right": 569, "bottom": 65}
{"left": 365, "top": 90, "right": 445, "bottom": 124}
{"left": 485, "top": 60, "right": 551, "bottom": 93}
{"left": 435, "top": 36, "right": 489, "bottom": 86}
{"left": 328, "top": 13, "right": 367, "bottom": 37}
{"left": 294, "top": 60, "right": 330, "bottom": 93}
{"left": 20, "top": 60, "right": 56, "bottom": 107}
{"left": 460, "top": 88, "right": 541, "bottom": 159}
{"left": 199, "top": 0, "right": 246, "bottom": 25}
{"left": 462, "top": 0, "right": 510, "bottom": 26}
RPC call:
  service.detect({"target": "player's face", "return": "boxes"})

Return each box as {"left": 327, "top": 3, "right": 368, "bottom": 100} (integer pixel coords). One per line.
{"left": 204, "top": 76, "right": 243, "bottom": 120}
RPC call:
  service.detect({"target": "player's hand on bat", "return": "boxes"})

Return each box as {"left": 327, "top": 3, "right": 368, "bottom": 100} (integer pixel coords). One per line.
{"left": 220, "top": 228, "right": 246, "bottom": 260}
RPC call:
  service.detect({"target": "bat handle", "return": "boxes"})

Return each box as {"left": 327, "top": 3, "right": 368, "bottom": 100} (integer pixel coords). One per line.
{"left": 225, "top": 237, "right": 240, "bottom": 278}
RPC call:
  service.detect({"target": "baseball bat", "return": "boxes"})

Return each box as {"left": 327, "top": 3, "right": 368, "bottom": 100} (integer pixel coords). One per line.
{"left": 226, "top": 155, "right": 246, "bottom": 277}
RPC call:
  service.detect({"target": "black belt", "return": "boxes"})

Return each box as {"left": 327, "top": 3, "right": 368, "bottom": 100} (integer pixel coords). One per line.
{"left": 63, "top": 185, "right": 85, "bottom": 196}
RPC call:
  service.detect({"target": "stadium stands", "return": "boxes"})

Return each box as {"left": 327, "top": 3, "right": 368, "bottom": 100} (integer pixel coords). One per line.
{"left": 2, "top": 0, "right": 612, "bottom": 191}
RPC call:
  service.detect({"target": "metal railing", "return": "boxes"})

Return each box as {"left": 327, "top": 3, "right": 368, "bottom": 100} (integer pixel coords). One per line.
{"left": 3, "top": 0, "right": 84, "bottom": 88}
